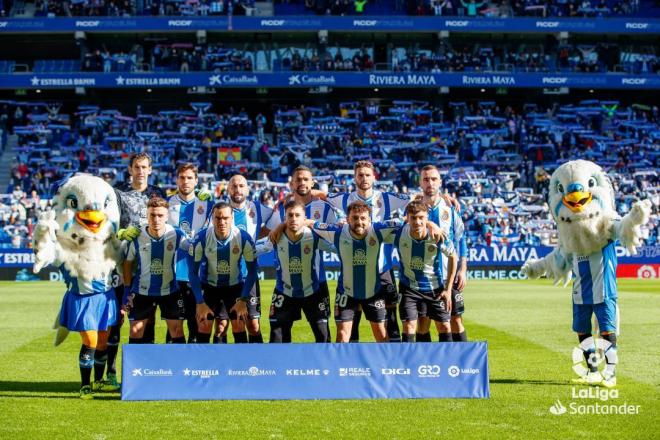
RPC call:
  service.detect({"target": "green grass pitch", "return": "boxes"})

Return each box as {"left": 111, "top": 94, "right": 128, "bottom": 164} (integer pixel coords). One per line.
{"left": 0, "top": 279, "right": 658, "bottom": 439}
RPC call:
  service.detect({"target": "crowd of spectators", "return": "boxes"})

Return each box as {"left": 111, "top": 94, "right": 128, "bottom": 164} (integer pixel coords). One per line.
{"left": 0, "top": 97, "right": 657, "bottom": 249}
{"left": 16, "top": 0, "right": 652, "bottom": 17}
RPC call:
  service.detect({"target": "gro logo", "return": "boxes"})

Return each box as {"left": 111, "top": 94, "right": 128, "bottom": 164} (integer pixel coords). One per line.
{"left": 417, "top": 365, "right": 441, "bottom": 377}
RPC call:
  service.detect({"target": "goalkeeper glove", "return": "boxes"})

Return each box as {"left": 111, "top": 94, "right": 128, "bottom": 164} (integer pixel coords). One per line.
{"left": 117, "top": 226, "right": 140, "bottom": 241}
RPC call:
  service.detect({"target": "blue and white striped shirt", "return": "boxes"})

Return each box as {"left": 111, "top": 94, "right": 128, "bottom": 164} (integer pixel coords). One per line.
{"left": 326, "top": 190, "right": 410, "bottom": 272}
{"left": 427, "top": 198, "right": 467, "bottom": 274}
{"left": 125, "top": 224, "right": 188, "bottom": 297}
{"left": 394, "top": 224, "right": 456, "bottom": 293}
{"left": 267, "top": 199, "right": 343, "bottom": 284}
{"left": 571, "top": 241, "right": 618, "bottom": 305}
{"left": 232, "top": 200, "right": 273, "bottom": 241}
{"left": 192, "top": 225, "right": 257, "bottom": 290}
{"left": 167, "top": 194, "right": 213, "bottom": 282}
{"left": 312, "top": 221, "right": 399, "bottom": 300}
{"left": 256, "top": 228, "right": 335, "bottom": 298}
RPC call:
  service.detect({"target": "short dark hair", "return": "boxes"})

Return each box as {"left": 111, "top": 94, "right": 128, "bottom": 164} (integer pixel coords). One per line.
{"left": 292, "top": 165, "right": 313, "bottom": 178}
{"left": 346, "top": 200, "right": 372, "bottom": 217}
{"left": 354, "top": 160, "right": 375, "bottom": 173}
{"left": 129, "top": 152, "right": 152, "bottom": 167}
{"left": 147, "top": 197, "right": 168, "bottom": 209}
{"left": 284, "top": 200, "right": 306, "bottom": 213}
{"left": 212, "top": 201, "right": 232, "bottom": 214}
{"left": 406, "top": 200, "right": 428, "bottom": 216}
{"left": 420, "top": 164, "right": 439, "bottom": 174}
{"left": 176, "top": 162, "right": 198, "bottom": 178}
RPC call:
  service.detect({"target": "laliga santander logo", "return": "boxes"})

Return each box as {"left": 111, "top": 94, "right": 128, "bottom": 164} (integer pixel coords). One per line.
{"left": 572, "top": 336, "right": 617, "bottom": 382}
{"left": 637, "top": 265, "right": 656, "bottom": 279}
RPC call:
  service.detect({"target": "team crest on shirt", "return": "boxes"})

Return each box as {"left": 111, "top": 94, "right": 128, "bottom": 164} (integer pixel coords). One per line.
{"left": 249, "top": 210, "right": 256, "bottom": 218}
{"left": 167, "top": 241, "right": 174, "bottom": 251}
{"left": 303, "top": 245, "right": 311, "bottom": 254}
{"left": 217, "top": 260, "right": 230, "bottom": 274}
{"left": 368, "top": 237, "right": 377, "bottom": 247}
{"left": 232, "top": 246, "right": 240, "bottom": 254}
{"left": 353, "top": 249, "right": 367, "bottom": 265}
{"left": 411, "top": 256, "right": 425, "bottom": 271}
{"left": 151, "top": 258, "right": 164, "bottom": 275}
{"left": 314, "top": 211, "right": 320, "bottom": 219}
{"left": 289, "top": 257, "right": 303, "bottom": 274}
{"left": 377, "top": 199, "right": 383, "bottom": 208}
{"left": 427, "top": 244, "right": 436, "bottom": 253}
{"left": 441, "top": 210, "right": 450, "bottom": 221}
{"left": 197, "top": 205, "right": 205, "bottom": 215}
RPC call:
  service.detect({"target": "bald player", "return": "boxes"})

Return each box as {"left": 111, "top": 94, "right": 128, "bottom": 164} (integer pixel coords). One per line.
{"left": 225, "top": 174, "right": 274, "bottom": 343}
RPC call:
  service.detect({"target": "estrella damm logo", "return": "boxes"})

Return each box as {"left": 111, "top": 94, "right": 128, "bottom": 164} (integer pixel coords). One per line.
{"left": 289, "top": 256, "right": 303, "bottom": 274}
{"left": 150, "top": 258, "right": 164, "bottom": 275}
{"left": 410, "top": 256, "right": 425, "bottom": 271}
{"left": 353, "top": 249, "right": 367, "bottom": 265}
{"left": 217, "top": 260, "right": 230, "bottom": 275}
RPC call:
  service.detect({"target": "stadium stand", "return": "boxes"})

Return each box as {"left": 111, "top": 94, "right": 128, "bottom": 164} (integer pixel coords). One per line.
{"left": 0, "top": 98, "right": 657, "bottom": 249}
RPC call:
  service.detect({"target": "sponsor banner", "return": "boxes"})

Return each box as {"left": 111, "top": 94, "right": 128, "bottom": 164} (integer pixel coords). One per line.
{"left": 0, "top": 72, "right": 659, "bottom": 90}
{"left": 0, "top": 17, "right": 657, "bottom": 33}
{"left": 617, "top": 264, "right": 659, "bottom": 279}
{"left": 121, "top": 342, "right": 490, "bottom": 400}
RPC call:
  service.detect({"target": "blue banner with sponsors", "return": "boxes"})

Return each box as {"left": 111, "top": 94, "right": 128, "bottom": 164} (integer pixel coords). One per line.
{"left": 121, "top": 342, "right": 490, "bottom": 400}
{"left": 0, "top": 16, "right": 657, "bottom": 34}
{"left": 6, "top": 246, "right": 659, "bottom": 268}
{"left": 1, "top": 72, "right": 658, "bottom": 90}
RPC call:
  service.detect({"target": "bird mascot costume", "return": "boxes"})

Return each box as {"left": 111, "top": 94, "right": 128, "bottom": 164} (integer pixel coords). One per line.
{"left": 522, "top": 160, "right": 652, "bottom": 388}
{"left": 32, "top": 173, "right": 130, "bottom": 399}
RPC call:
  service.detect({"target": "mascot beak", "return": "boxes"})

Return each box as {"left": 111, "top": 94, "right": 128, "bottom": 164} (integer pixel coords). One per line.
{"left": 75, "top": 210, "right": 107, "bottom": 233}
{"left": 562, "top": 191, "right": 592, "bottom": 213}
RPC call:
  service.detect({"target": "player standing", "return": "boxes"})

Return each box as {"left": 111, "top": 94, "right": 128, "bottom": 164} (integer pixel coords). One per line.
{"left": 188, "top": 202, "right": 258, "bottom": 344}
{"left": 395, "top": 201, "right": 458, "bottom": 342}
{"left": 167, "top": 163, "right": 213, "bottom": 343}
{"left": 416, "top": 165, "right": 468, "bottom": 342}
{"left": 258, "top": 200, "right": 334, "bottom": 343}
{"left": 122, "top": 198, "right": 188, "bottom": 344}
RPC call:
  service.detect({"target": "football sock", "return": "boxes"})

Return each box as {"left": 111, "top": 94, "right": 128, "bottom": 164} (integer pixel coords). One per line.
{"left": 386, "top": 308, "right": 401, "bottom": 342}
{"left": 93, "top": 349, "right": 108, "bottom": 382}
{"left": 601, "top": 333, "right": 618, "bottom": 375}
{"left": 248, "top": 332, "right": 263, "bottom": 343}
{"left": 578, "top": 333, "right": 598, "bottom": 372}
{"left": 402, "top": 333, "right": 415, "bottom": 342}
{"left": 350, "top": 311, "right": 362, "bottom": 342}
{"left": 128, "top": 337, "right": 144, "bottom": 344}
{"left": 312, "top": 320, "right": 329, "bottom": 343}
{"left": 196, "top": 333, "right": 211, "bottom": 343}
{"left": 143, "top": 320, "right": 155, "bottom": 344}
{"left": 106, "top": 325, "right": 120, "bottom": 375}
{"left": 79, "top": 345, "right": 95, "bottom": 387}
{"left": 439, "top": 332, "right": 453, "bottom": 342}
{"left": 233, "top": 331, "right": 248, "bottom": 343}
{"left": 416, "top": 332, "right": 432, "bottom": 342}
{"left": 452, "top": 331, "right": 468, "bottom": 342}
{"left": 170, "top": 336, "right": 186, "bottom": 344}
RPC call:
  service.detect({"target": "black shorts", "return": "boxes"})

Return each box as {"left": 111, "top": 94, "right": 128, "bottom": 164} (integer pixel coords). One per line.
{"left": 177, "top": 281, "right": 196, "bottom": 320}
{"left": 400, "top": 284, "right": 450, "bottom": 323}
{"left": 335, "top": 292, "right": 387, "bottom": 323}
{"left": 451, "top": 285, "right": 465, "bottom": 316}
{"left": 379, "top": 270, "right": 400, "bottom": 307}
{"left": 247, "top": 279, "right": 262, "bottom": 319}
{"left": 202, "top": 283, "right": 244, "bottom": 321}
{"left": 128, "top": 292, "right": 183, "bottom": 321}
{"left": 269, "top": 289, "right": 329, "bottom": 324}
